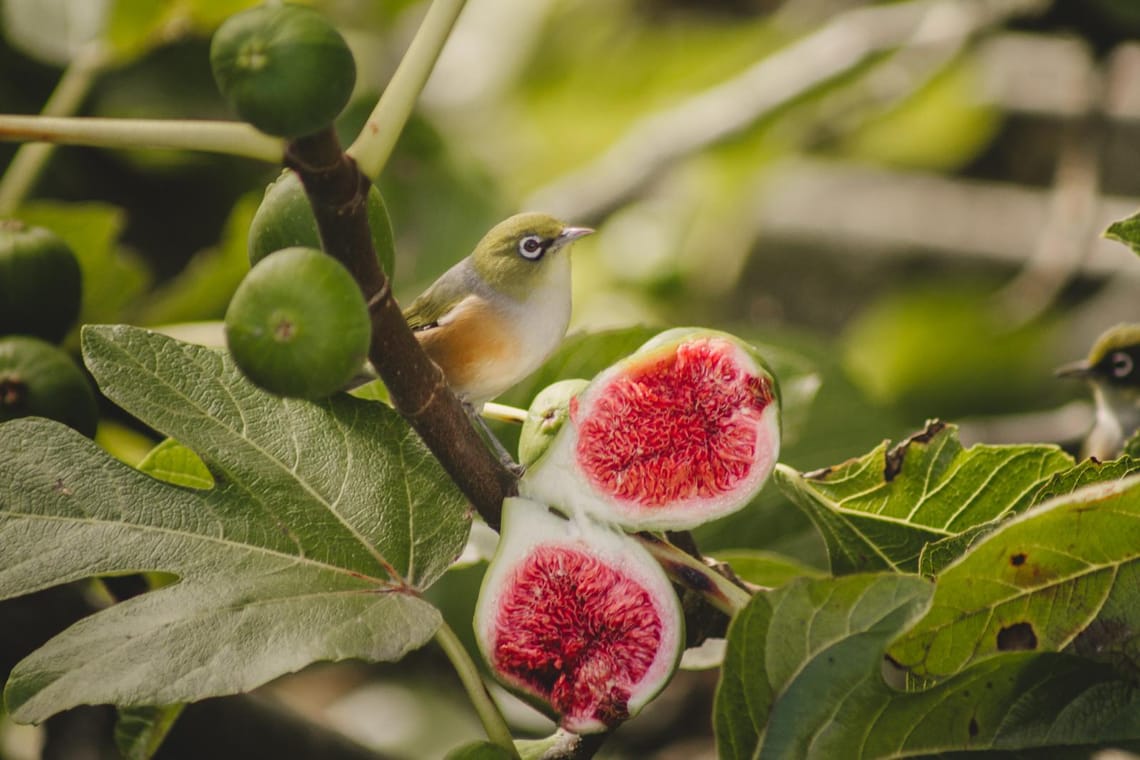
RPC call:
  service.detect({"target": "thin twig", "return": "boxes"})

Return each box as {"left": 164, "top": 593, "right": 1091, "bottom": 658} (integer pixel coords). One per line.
{"left": 0, "top": 44, "right": 110, "bottom": 214}
{"left": 435, "top": 620, "right": 520, "bottom": 758}
{"left": 347, "top": 0, "right": 469, "bottom": 179}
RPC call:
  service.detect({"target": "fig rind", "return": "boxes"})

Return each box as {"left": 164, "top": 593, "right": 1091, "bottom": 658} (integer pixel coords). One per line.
{"left": 0, "top": 335, "right": 97, "bottom": 437}
{"left": 210, "top": 4, "right": 356, "bottom": 139}
{"left": 521, "top": 328, "right": 781, "bottom": 531}
{"left": 247, "top": 169, "right": 395, "bottom": 278}
{"left": 224, "top": 247, "right": 370, "bottom": 399}
{"left": 475, "top": 498, "right": 683, "bottom": 734}
{"left": 517, "top": 378, "right": 589, "bottom": 469}
{"left": 0, "top": 220, "right": 82, "bottom": 343}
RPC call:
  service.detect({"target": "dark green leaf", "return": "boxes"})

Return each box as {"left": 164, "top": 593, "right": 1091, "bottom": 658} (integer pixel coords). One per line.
{"left": 773, "top": 421, "right": 1072, "bottom": 574}
{"left": 444, "top": 742, "right": 516, "bottom": 760}
{"left": 0, "top": 326, "right": 469, "bottom": 722}
{"left": 715, "top": 574, "right": 1140, "bottom": 759}
{"left": 115, "top": 704, "right": 184, "bottom": 760}
{"left": 891, "top": 474, "right": 1140, "bottom": 679}
{"left": 133, "top": 192, "right": 259, "bottom": 325}
{"left": 714, "top": 549, "right": 825, "bottom": 588}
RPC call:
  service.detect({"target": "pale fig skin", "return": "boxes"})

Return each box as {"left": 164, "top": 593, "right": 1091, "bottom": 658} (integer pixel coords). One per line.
{"left": 520, "top": 328, "right": 781, "bottom": 531}
{"left": 475, "top": 498, "right": 683, "bottom": 734}
{"left": 518, "top": 378, "right": 589, "bottom": 469}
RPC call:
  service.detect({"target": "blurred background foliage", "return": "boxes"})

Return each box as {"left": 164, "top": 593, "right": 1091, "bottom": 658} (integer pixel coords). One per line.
{"left": 3, "top": 0, "right": 1140, "bottom": 757}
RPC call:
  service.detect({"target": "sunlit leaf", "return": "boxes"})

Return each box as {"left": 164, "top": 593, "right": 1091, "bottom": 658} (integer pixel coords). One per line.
{"left": 115, "top": 704, "right": 184, "bottom": 760}
{"left": 890, "top": 473, "right": 1140, "bottom": 680}
{"left": 17, "top": 202, "right": 151, "bottom": 329}
{"left": 774, "top": 421, "right": 1072, "bottom": 574}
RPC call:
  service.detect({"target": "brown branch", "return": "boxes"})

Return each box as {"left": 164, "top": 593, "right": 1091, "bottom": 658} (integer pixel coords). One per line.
{"left": 284, "top": 128, "right": 516, "bottom": 529}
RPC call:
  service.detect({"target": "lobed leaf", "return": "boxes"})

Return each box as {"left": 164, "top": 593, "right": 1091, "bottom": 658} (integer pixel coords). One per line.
{"left": 0, "top": 326, "right": 469, "bottom": 722}
{"left": 890, "top": 473, "right": 1140, "bottom": 680}
{"left": 715, "top": 573, "right": 1140, "bottom": 759}
{"left": 773, "top": 421, "right": 1072, "bottom": 574}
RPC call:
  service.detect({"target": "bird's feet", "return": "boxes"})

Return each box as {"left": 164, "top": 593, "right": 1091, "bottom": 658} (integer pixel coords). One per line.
{"left": 462, "top": 401, "right": 526, "bottom": 478}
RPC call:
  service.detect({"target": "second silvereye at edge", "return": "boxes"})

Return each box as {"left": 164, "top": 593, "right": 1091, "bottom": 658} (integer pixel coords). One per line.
{"left": 1056, "top": 323, "right": 1140, "bottom": 460}
{"left": 403, "top": 212, "right": 593, "bottom": 405}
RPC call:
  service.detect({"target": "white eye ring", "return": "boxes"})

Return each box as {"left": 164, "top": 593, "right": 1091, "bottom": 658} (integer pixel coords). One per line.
{"left": 518, "top": 235, "right": 545, "bottom": 260}
{"left": 1111, "top": 351, "right": 1133, "bottom": 379}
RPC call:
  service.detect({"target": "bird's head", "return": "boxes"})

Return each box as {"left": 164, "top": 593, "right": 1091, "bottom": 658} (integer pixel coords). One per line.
{"left": 1057, "top": 323, "right": 1140, "bottom": 390}
{"left": 470, "top": 212, "right": 592, "bottom": 299}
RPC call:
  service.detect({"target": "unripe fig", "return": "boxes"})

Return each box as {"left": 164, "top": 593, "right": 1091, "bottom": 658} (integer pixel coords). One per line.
{"left": 225, "top": 247, "right": 370, "bottom": 399}
{"left": 248, "top": 169, "right": 395, "bottom": 278}
{"left": 475, "top": 498, "right": 683, "bottom": 734}
{"left": 522, "top": 328, "right": 781, "bottom": 531}
{"left": 0, "top": 335, "right": 97, "bottom": 437}
{"left": 210, "top": 4, "right": 356, "bottom": 139}
{"left": 518, "top": 378, "right": 589, "bottom": 469}
{"left": 0, "top": 220, "right": 82, "bottom": 343}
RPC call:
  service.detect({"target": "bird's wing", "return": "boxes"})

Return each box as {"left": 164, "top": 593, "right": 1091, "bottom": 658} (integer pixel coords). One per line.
{"left": 402, "top": 259, "right": 476, "bottom": 331}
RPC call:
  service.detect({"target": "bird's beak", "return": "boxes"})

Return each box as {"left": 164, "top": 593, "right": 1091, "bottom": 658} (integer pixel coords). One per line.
{"left": 1055, "top": 359, "right": 1093, "bottom": 380}
{"left": 556, "top": 226, "right": 594, "bottom": 247}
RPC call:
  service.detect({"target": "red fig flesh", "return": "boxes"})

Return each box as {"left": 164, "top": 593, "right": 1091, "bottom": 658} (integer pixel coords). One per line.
{"left": 522, "top": 329, "right": 780, "bottom": 531}
{"left": 475, "top": 499, "right": 682, "bottom": 734}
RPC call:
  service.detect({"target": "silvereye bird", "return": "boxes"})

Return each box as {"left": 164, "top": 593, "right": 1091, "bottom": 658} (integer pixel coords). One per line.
{"left": 403, "top": 212, "right": 593, "bottom": 405}
{"left": 1056, "top": 323, "right": 1140, "bottom": 460}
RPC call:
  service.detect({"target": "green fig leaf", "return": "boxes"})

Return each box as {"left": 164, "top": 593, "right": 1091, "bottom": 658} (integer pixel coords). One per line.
{"left": 443, "top": 742, "right": 516, "bottom": 760}
{"left": 712, "top": 549, "right": 825, "bottom": 588}
{"left": 136, "top": 438, "right": 213, "bottom": 490}
{"left": 715, "top": 573, "right": 1140, "bottom": 760}
{"left": 1030, "top": 455, "right": 1140, "bottom": 505}
{"left": 0, "top": 325, "right": 469, "bottom": 722}
{"left": 917, "top": 456, "right": 1140, "bottom": 577}
{"left": 890, "top": 474, "right": 1140, "bottom": 680}
{"left": 114, "top": 704, "right": 185, "bottom": 760}
{"left": 773, "top": 421, "right": 1072, "bottom": 574}
{"left": 1105, "top": 210, "right": 1140, "bottom": 256}
{"left": 133, "top": 192, "right": 259, "bottom": 325}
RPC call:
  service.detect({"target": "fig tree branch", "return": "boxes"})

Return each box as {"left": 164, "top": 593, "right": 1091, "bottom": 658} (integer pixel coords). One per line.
{"left": 284, "top": 127, "right": 516, "bottom": 529}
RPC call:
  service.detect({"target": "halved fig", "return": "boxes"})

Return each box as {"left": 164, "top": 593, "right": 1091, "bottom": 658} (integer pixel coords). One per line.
{"left": 475, "top": 498, "right": 683, "bottom": 734}
{"left": 522, "top": 328, "right": 780, "bottom": 531}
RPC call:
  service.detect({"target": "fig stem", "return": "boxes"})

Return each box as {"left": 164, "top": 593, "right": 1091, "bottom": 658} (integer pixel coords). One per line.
{"left": 0, "top": 116, "right": 283, "bottom": 164}
{"left": 347, "top": 0, "right": 468, "bottom": 179}
{"left": 635, "top": 534, "right": 753, "bottom": 615}
{"left": 284, "top": 127, "right": 516, "bottom": 529}
{"left": 481, "top": 402, "right": 527, "bottom": 424}
{"left": 434, "top": 620, "right": 520, "bottom": 759}
{"left": 0, "top": 44, "right": 109, "bottom": 215}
